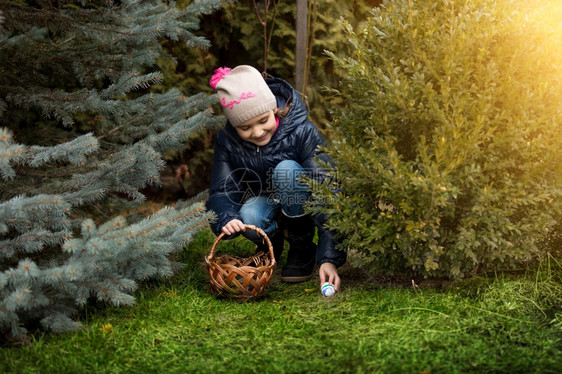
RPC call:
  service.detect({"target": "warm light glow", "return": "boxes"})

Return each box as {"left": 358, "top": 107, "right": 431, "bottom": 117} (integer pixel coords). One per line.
{"left": 537, "top": 1, "right": 562, "bottom": 29}
{"left": 524, "top": 0, "right": 562, "bottom": 39}
{"left": 513, "top": 0, "right": 562, "bottom": 114}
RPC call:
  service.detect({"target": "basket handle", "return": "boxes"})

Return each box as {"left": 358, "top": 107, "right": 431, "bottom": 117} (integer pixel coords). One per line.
{"left": 206, "top": 224, "right": 276, "bottom": 266}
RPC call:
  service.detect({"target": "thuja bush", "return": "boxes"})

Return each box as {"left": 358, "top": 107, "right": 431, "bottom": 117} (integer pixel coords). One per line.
{"left": 308, "top": 0, "right": 562, "bottom": 278}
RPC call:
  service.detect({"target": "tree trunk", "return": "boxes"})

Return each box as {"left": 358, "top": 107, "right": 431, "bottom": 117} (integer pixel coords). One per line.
{"left": 295, "top": 0, "right": 307, "bottom": 94}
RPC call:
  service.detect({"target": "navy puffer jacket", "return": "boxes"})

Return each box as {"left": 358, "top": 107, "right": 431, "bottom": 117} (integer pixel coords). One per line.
{"left": 206, "top": 77, "right": 346, "bottom": 267}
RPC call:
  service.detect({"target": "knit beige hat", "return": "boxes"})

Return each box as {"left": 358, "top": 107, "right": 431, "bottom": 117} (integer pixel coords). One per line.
{"left": 209, "top": 65, "right": 277, "bottom": 127}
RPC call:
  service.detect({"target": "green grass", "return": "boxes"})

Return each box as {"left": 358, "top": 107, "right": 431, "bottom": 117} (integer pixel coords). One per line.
{"left": 1, "top": 230, "right": 561, "bottom": 374}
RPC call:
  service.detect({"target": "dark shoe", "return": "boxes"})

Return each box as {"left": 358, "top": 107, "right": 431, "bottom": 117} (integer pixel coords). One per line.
{"left": 281, "top": 215, "right": 316, "bottom": 283}
{"left": 254, "top": 228, "right": 285, "bottom": 265}
{"left": 280, "top": 259, "right": 315, "bottom": 282}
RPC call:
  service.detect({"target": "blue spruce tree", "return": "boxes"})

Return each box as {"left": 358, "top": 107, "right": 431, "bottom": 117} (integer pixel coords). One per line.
{"left": 0, "top": 0, "right": 226, "bottom": 339}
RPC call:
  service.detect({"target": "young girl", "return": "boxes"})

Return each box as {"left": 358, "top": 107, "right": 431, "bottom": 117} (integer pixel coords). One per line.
{"left": 205, "top": 65, "right": 346, "bottom": 291}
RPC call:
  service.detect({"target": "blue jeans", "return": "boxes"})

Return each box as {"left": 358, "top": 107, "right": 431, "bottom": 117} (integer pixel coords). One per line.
{"left": 239, "top": 160, "right": 309, "bottom": 242}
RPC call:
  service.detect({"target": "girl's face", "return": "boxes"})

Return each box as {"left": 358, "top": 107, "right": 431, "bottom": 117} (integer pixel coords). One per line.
{"left": 234, "top": 109, "right": 277, "bottom": 146}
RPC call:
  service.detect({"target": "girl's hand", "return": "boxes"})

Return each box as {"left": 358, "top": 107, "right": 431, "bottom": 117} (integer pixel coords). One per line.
{"left": 319, "top": 262, "right": 341, "bottom": 291}
{"left": 221, "top": 219, "right": 245, "bottom": 236}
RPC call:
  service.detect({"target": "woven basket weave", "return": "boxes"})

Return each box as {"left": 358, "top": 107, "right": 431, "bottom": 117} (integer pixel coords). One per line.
{"left": 205, "top": 225, "right": 277, "bottom": 300}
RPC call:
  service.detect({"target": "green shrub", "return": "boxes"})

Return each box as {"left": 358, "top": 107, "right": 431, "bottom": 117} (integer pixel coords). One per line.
{"left": 309, "top": 0, "right": 562, "bottom": 278}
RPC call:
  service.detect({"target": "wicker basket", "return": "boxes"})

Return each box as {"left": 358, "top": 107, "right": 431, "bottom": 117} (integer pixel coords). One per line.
{"left": 205, "top": 224, "right": 277, "bottom": 300}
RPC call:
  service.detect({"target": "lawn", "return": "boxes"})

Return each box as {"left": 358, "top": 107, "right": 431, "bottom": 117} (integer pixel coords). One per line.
{"left": 1, "top": 230, "right": 561, "bottom": 374}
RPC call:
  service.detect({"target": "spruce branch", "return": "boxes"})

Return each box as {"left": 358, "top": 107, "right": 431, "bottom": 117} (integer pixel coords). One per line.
{"left": 0, "top": 128, "right": 24, "bottom": 181}
{"left": 28, "top": 133, "right": 99, "bottom": 168}
{"left": 101, "top": 72, "right": 163, "bottom": 99}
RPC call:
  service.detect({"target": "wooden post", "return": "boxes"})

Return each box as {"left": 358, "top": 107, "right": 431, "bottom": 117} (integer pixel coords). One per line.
{"left": 295, "top": 0, "right": 307, "bottom": 94}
